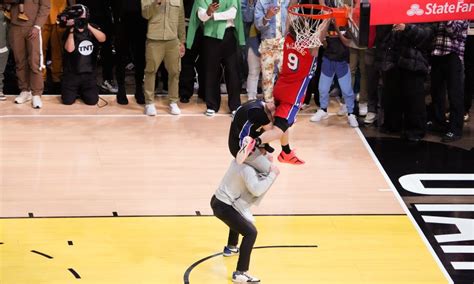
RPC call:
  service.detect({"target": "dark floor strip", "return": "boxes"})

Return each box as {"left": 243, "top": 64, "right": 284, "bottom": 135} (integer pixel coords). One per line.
{"left": 31, "top": 250, "right": 53, "bottom": 259}
{"left": 68, "top": 268, "right": 81, "bottom": 279}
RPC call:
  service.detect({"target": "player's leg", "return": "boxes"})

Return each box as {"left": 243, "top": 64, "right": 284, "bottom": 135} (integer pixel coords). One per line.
{"left": 223, "top": 229, "right": 240, "bottom": 257}
{"left": 275, "top": 118, "right": 305, "bottom": 165}
{"left": 210, "top": 196, "right": 260, "bottom": 282}
{"left": 336, "top": 61, "right": 359, "bottom": 127}
{"left": 311, "top": 57, "right": 334, "bottom": 122}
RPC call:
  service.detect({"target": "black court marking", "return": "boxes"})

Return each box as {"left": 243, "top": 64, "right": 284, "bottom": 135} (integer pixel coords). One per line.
{"left": 112, "top": 211, "right": 118, "bottom": 217}
{"left": 364, "top": 137, "right": 474, "bottom": 284}
{"left": 68, "top": 268, "right": 81, "bottom": 279}
{"left": 195, "top": 211, "right": 201, "bottom": 216}
{"left": 28, "top": 212, "right": 34, "bottom": 218}
{"left": 183, "top": 245, "right": 318, "bottom": 284}
{"left": 31, "top": 250, "right": 53, "bottom": 259}
{"left": 68, "top": 241, "right": 74, "bottom": 246}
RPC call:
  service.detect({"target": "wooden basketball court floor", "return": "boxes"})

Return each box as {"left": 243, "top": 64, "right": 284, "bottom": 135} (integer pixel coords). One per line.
{"left": 0, "top": 95, "right": 448, "bottom": 283}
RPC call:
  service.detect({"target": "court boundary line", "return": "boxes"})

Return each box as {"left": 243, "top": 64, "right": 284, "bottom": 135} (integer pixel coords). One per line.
{"left": 0, "top": 213, "right": 406, "bottom": 220}
{"left": 355, "top": 128, "right": 453, "bottom": 284}
{"left": 183, "top": 245, "right": 319, "bottom": 284}
{"left": 0, "top": 113, "right": 318, "bottom": 118}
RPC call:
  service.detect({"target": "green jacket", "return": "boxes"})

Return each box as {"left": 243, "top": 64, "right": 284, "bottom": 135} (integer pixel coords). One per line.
{"left": 186, "top": 0, "right": 245, "bottom": 49}
{"left": 142, "top": 0, "right": 186, "bottom": 42}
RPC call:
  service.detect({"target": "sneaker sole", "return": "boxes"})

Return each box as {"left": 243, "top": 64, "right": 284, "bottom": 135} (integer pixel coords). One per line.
{"left": 236, "top": 139, "right": 255, "bottom": 165}
{"left": 15, "top": 98, "right": 32, "bottom": 104}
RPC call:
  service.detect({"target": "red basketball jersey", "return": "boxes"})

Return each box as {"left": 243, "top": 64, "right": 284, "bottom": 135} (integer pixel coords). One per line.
{"left": 274, "top": 35, "right": 317, "bottom": 105}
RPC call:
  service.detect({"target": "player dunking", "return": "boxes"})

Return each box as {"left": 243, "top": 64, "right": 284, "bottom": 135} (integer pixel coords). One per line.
{"left": 229, "top": 99, "right": 275, "bottom": 163}
{"left": 236, "top": 18, "right": 330, "bottom": 165}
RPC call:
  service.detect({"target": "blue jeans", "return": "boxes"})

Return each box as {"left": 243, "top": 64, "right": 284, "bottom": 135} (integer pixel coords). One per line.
{"left": 318, "top": 57, "right": 355, "bottom": 113}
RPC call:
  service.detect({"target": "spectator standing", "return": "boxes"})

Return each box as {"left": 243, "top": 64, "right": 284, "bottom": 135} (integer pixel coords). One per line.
{"left": 142, "top": 0, "right": 185, "bottom": 116}
{"left": 179, "top": 0, "right": 205, "bottom": 103}
{"left": 187, "top": 0, "right": 245, "bottom": 116}
{"left": 310, "top": 22, "right": 359, "bottom": 127}
{"left": 430, "top": 20, "right": 469, "bottom": 142}
{"left": 111, "top": 0, "right": 147, "bottom": 105}
{"left": 254, "top": 0, "right": 290, "bottom": 103}
{"left": 377, "top": 23, "right": 434, "bottom": 141}
{"left": 242, "top": 0, "right": 260, "bottom": 101}
{"left": 42, "top": 0, "right": 73, "bottom": 94}
{"left": 363, "top": 26, "right": 379, "bottom": 125}
{"left": 9, "top": 0, "right": 50, "bottom": 108}
{"left": 0, "top": 7, "right": 8, "bottom": 101}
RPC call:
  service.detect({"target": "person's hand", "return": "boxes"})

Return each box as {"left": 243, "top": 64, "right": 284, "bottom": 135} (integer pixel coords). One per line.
{"left": 28, "top": 27, "right": 40, "bottom": 40}
{"left": 179, "top": 43, "right": 185, "bottom": 58}
{"left": 248, "top": 0, "right": 255, "bottom": 5}
{"left": 393, "top": 23, "right": 406, "bottom": 31}
{"left": 265, "top": 101, "right": 276, "bottom": 114}
{"left": 270, "top": 164, "right": 280, "bottom": 176}
{"left": 265, "top": 6, "right": 280, "bottom": 20}
{"left": 207, "top": 3, "right": 219, "bottom": 16}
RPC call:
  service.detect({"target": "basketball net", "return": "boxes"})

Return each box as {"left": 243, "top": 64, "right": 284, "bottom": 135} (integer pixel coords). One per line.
{"left": 287, "top": 4, "right": 333, "bottom": 52}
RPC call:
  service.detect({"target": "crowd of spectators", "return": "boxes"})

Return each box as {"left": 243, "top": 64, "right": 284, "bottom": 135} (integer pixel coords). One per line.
{"left": 0, "top": 0, "right": 472, "bottom": 142}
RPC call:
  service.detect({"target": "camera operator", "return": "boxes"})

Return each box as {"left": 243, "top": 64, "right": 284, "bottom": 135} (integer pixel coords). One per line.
{"left": 61, "top": 5, "right": 106, "bottom": 105}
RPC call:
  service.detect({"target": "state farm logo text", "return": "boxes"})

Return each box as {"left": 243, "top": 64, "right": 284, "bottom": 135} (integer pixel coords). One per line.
{"left": 407, "top": 1, "right": 474, "bottom": 16}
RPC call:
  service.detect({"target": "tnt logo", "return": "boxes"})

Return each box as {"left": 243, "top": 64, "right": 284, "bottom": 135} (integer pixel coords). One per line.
{"left": 407, "top": 4, "right": 424, "bottom": 16}
{"left": 78, "top": 40, "right": 94, "bottom": 56}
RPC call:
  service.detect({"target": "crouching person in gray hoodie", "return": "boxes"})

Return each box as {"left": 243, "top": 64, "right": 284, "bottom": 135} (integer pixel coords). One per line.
{"left": 210, "top": 149, "right": 279, "bottom": 283}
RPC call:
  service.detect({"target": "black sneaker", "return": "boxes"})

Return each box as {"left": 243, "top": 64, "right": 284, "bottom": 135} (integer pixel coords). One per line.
{"left": 441, "top": 132, "right": 461, "bottom": 143}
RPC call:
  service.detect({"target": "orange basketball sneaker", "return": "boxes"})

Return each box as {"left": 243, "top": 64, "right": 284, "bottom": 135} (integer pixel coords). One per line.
{"left": 278, "top": 150, "right": 305, "bottom": 165}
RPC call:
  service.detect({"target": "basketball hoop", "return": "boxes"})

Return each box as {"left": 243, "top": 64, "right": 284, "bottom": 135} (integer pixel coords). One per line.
{"left": 287, "top": 4, "right": 349, "bottom": 50}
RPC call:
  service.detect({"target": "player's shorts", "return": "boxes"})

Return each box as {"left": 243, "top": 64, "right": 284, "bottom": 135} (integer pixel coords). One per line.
{"left": 273, "top": 81, "right": 307, "bottom": 132}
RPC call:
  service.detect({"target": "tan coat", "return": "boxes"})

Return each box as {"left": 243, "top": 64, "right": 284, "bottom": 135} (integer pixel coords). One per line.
{"left": 141, "top": 0, "right": 185, "bottom": 42}
{"left": 10, "top": 0, "right": 51, "bottom": 27}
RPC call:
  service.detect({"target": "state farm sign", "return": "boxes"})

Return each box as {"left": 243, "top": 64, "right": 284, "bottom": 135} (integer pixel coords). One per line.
{"left": 370, "top": 0, "right": 474, "bottom": 25}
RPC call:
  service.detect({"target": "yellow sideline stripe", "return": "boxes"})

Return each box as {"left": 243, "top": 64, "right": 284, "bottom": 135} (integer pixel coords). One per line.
{"left": 0, "top": 216, "right": 446, "bottom": 284}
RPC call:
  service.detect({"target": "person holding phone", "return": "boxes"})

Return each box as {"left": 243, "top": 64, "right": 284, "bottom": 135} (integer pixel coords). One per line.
{"left": 187, "top": 0, "right": 245, "bottom": 116}
{"left": 254, "top": 0, "right": 291, "bottom": 103}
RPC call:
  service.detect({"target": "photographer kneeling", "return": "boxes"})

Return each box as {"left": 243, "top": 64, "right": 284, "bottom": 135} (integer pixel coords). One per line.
{"left": 60, "top": 5, "right": 105, "bottom": 105}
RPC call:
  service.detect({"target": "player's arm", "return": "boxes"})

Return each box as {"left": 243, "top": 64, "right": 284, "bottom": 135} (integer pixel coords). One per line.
{"left": 240, "top": 164, "right": 279, "bottom": 197}
{"left": 334, "top": 23, "right": 352, "bottom": 47}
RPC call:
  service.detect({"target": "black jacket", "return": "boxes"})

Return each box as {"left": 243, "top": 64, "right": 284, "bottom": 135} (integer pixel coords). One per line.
{"left": 111, "top": 0, "right": 141, "bottom": 23}
{"left": 375, "top": 24, "right": 435, "bottom": 74}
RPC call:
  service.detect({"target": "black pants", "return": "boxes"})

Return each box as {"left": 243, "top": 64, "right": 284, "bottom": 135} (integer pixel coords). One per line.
{"left": 62, "top": 72, "right": 99, "bottom": 105}
{"left": 365, "top": 48, "right": 381, "bottom": 114}
{"left": 201, "top": 28, "right": 241, "bottom": 112}
{"left": 179, "top": 27, "right": 205, "bottom": 101}
{"left": 382, "top": 67, "right": 426, "bottom": 138}
{"left": 304, "top": 46, "right": 324, "bottom": 106}
{"left": 465, "top": 36, "right": 473, "bottom": 114}
{"left": 94, "top": 18, "right": 115, "bottom": 82}
{"left": 211, "top": 195, "right": 257, "bottom": 272}
{"left": 115, "top": 13, "right": 147, "bottom": 95}
{"left": 430, "top": 53, "right": 464, "bottom": 135}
